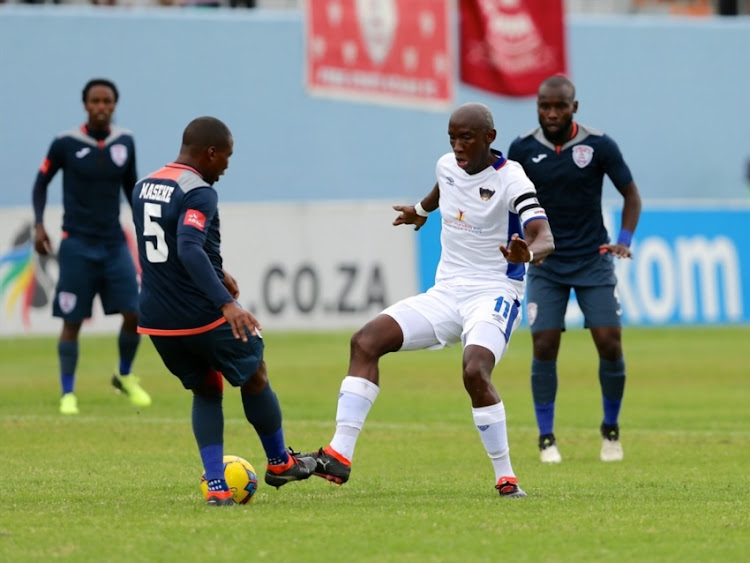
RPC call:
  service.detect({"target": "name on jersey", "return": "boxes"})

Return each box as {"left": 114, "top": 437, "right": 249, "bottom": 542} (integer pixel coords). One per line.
{"left": 138, "top": 182, "right": 175, "bottom": 203}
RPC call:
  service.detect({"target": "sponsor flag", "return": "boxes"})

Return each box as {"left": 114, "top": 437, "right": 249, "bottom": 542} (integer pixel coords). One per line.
{"left": 305, "top": 0, "right": 453, "bottom": 109}
{"left": 459, "top": 0, "right": 567, "bottom": 97}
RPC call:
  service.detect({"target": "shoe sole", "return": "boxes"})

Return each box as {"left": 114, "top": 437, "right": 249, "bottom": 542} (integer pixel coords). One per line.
{"left": 312, "top": 471, "right": 348, "bottom": 485}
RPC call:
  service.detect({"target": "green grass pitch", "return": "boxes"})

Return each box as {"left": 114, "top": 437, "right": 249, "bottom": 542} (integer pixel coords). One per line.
{"left": 1, "top": 327, "right": 748, "bottom": 562}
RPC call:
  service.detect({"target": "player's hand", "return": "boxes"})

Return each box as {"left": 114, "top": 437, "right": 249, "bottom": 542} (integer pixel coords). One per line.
{"left": 221, "top": 301, "right": 262, "bottom": 342}
{"left": 33, "top": 224, "right": 53, "bottom": 255}
{"left": 222, "top": 269, "right": 240, "bottom": 299}
{"left": 500, "top": 233, "right": 532, "bottom": 264}
{"left": 599, "top": 243, "right": 633, "bottom": 259}
{"left": 392, "top": 205, "right": 428, "bottom": 231}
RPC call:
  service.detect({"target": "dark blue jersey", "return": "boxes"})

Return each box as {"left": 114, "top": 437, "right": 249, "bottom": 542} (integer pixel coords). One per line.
{"left": 132, "top": 163, "right": 233, "bottom": 334}
{"left": 508, "top": 122, "right": 633, "bottom": 261}
{"left": 32, "top": 125, "right": 137, "bottom": 242}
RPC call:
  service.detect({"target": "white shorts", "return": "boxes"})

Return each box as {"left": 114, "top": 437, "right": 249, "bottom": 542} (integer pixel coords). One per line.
{"left": 381, "top": 283, "right": 523, "bottom": 365}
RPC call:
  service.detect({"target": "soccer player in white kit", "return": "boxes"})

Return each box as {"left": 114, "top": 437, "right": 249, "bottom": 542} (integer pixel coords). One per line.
{"left": 300, "top": 103, "right": 555, "bottom": 498}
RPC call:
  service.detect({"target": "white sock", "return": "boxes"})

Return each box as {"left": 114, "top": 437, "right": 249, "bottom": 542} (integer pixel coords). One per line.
{"left": 472, "top": 402, "right": 515, "bottom": 480}
{"left": 329, "top": 375, "right": 380, "bottom": 462}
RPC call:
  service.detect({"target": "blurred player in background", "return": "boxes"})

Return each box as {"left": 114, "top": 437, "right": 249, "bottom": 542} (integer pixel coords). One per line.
{"left": 132, "top": 116, "right": 315, "bottom": 506}
{"left": 508, "top": 74, "right": 642, "bottom": 463}
{"left": 32, "top": 78, "right": 150, "bottom": 415}
{"left": 301, "top": 103, "right": 554, "bottom": 498}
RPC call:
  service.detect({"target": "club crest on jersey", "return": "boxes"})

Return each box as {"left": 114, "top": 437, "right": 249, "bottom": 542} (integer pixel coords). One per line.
{"left": 479, "top": 187, "right": 495, "bottom": 201}
{"left": 572, "top": 145, "right": 594, "bottom": 168}
{"left": 184, "top": 209, "right": 207, "bottom": 231}
{"left": 58, "top": 291, "right": 77, "bottom": 314}
{"left": 110, "top": 144, "right": 128, "bottom": 167}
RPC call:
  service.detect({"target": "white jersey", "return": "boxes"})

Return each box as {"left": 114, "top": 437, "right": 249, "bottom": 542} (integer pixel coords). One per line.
{"left": 434, "top": 150, "right": 547, "bottom": 291}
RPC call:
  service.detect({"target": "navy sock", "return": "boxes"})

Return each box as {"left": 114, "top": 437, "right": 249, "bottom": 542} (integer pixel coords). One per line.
{"left": 599, "top": 357, "right": 626, "bottom": 426}
{"left": 200, "top": 445, "right": 226, "bottom": 483}
{"left": 193, "top": 394, "right": 224, "bottom": 479}
{"left": 118, "top": 330, "right": 140, "bottom": 375}
{"left": 58, "top": 340, "right": 78, "bottom": 395}
{"left": 531, "top": 358, "right": 557, "bottom": 435}
{"left": 241, "top": 384, "right": 288, "bottom": 465}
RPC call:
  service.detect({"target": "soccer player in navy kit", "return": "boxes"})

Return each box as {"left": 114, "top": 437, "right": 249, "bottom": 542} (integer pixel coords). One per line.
{"left": 32, "top": 78, "right": 150, "bottom": 415}
{"left": 132, "top": 116, "right": 314, "bottom": 505}
{"left": 508, "top": 75, "right": 642, "bottom": 463}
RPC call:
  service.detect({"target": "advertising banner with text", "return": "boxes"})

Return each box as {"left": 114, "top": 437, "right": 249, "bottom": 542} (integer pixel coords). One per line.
{"left": 305, "top": 0, "right": 453, "bottom": 109}
{"left": 417, "top": 204, "right": 750, "bottom": 326}
{"left": 0, "top": 203, "right": 418, "bottom": 336}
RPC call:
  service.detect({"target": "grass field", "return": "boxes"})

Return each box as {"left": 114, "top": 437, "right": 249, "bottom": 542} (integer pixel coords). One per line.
{"left": 1, "top": 327, "right": 748, "bottom": 562}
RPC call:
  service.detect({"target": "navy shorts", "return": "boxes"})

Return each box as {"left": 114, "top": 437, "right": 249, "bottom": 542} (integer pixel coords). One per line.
{"left": 149, "top": 322, "right": 265, "bottom": 390}
{"left": 526, "top": 252, "right": 621, "bottom": 333}
{"left": 53, "top": 235, "right": 138, "bottom": 321}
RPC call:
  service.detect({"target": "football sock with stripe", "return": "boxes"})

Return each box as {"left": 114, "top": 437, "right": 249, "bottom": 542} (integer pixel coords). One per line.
{"left": 240, "top": 384, "right": 289, "bottom": 466}
{"left": 531, "top": 358, "right": 557, "bottom": 435}
{"left": 329, "top": 375, "right": 380, "bottom": 462}
{"left": 118, "top": 329, "right": 140, "bottom": 375}
{"left": 193, "top": 394, "right": 224, "bottom": 481}
{"left": 472, "top": 402, "right": 514, "bottom": 479}
{"left": 599, "top": 357, "right": 626, "bottom": 426}
{"left": 58, "top": 340, "right": 78, "bottom": 395}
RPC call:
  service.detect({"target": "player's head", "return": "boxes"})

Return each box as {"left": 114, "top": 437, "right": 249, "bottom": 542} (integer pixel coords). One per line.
{"left": 448, "top": 102, "right": 497, "bottom": 175}
{"left": 179, "top": 116, "right": 234, "bottom": 185}
{"left": 537, "top": 74, "right": 577, "bottom": 144}
{"left": 82, "top": 78, "right": 119, "bottom": 130}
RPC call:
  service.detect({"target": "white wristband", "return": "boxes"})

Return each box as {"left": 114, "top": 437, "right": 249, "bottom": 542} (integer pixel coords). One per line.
{"left": 528, "top": 250, "right": 534, "bottom": 264}
{"left": 414, "top": 202, "right": 430, "bottom": 217}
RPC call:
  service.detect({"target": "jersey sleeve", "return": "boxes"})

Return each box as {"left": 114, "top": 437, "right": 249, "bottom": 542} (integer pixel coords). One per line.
{"left": 122, "top": 136, "right": 138, "bottom": 209}
{"left": 506, "top": 164, "right": 548, "bottom": 227}
{"left": 31, "top": 137, "right": 65, "bottom": 224}
{"left": 176, "top": 188, "right": 234, "bottom": 310}
{"left": 600, "top": 134, "right": 633, "bottom": 189}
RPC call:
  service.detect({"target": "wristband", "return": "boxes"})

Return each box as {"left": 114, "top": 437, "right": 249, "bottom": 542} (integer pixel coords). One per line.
{"left": 617, "top": 228, "right": 633, "bottom": 247}
{"left": 414, "top": 202, "right": 430, "bottom": 217}
{"left": 528, "top": 250, "right": 534, "bottom": 264}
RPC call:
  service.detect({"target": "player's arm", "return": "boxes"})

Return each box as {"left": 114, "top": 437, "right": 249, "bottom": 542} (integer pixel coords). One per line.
{"left": 222, "top": 269, "right": 240, "bottom": 299}
{"left": 500, "top": 190, "right": 555, "bottom": 264}
{"left": 31, "top": 139, "right": 64, "bottom": 256}
{"left": 598, "top": 180, "right": 641, "bottom": 259}
{"left": 121, "top": 138, "right": 138, "bottom": 210}
{"left": 392, "top": 182, "right": 439, "bottom": 231}
{"left": 177, "top": 191, "right": 260, "bottom": 341}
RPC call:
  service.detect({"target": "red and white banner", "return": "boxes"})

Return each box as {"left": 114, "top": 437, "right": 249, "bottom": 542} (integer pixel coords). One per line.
{"left": 459, "top": 0, "right": 567, "bottom": 97}
{"left": 305, "top": 0, "right": 454, "bottom": 109}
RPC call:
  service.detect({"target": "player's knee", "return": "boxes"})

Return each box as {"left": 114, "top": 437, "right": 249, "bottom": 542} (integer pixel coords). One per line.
{"left": 461, "top": 360, "right": 492, "bottom": 394}
{"left": 241, "top": 361, "right": 268, "bottom": 394}
{"left": 350, "top": 327, "right": 385, "bottom": 361}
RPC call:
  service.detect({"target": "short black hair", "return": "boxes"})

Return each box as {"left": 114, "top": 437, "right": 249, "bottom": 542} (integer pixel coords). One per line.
{"left": 82, "top": 78, "right": 119, "bottom": 103}
{"left": 182, "top": 116, "right": 232, "bottom": 151}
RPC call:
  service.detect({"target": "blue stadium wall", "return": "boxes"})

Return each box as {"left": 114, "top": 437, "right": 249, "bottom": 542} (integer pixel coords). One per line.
{"left": 1, "top": 7, "right": 748, "bottom": 328}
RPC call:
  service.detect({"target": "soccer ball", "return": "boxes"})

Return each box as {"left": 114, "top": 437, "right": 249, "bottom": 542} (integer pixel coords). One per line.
{"left": 200, "top": 455, "right": 258, "bottom": 504}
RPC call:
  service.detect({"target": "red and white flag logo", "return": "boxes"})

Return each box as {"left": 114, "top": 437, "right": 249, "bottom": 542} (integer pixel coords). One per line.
{"left": 183, "top": 209, "right": 206, "bottom": 231}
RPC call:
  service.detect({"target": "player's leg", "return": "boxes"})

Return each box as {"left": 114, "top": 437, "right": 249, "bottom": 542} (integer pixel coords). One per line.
{"left": 578, "top": 283, "right": 625, "bottom": 462}
{"left": 209, "top": 323, "right": 315, "bottom": 489}
{"left": 461, "top": 289, "right": 525, "bottom": 497}
{"left": 100, "top": 241, "right": 149, "bottom": 406}
{"left": 52, "top": 236, "right": 96, "bottom": 415}
{"left": 149, "top": 334, "right": 233, "bottom": 505}
{"left": 526, "top": 271, "right": 569, "bottom": 462}
{"left": 302, "top": 289, "right": 455, "bottom": 484}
